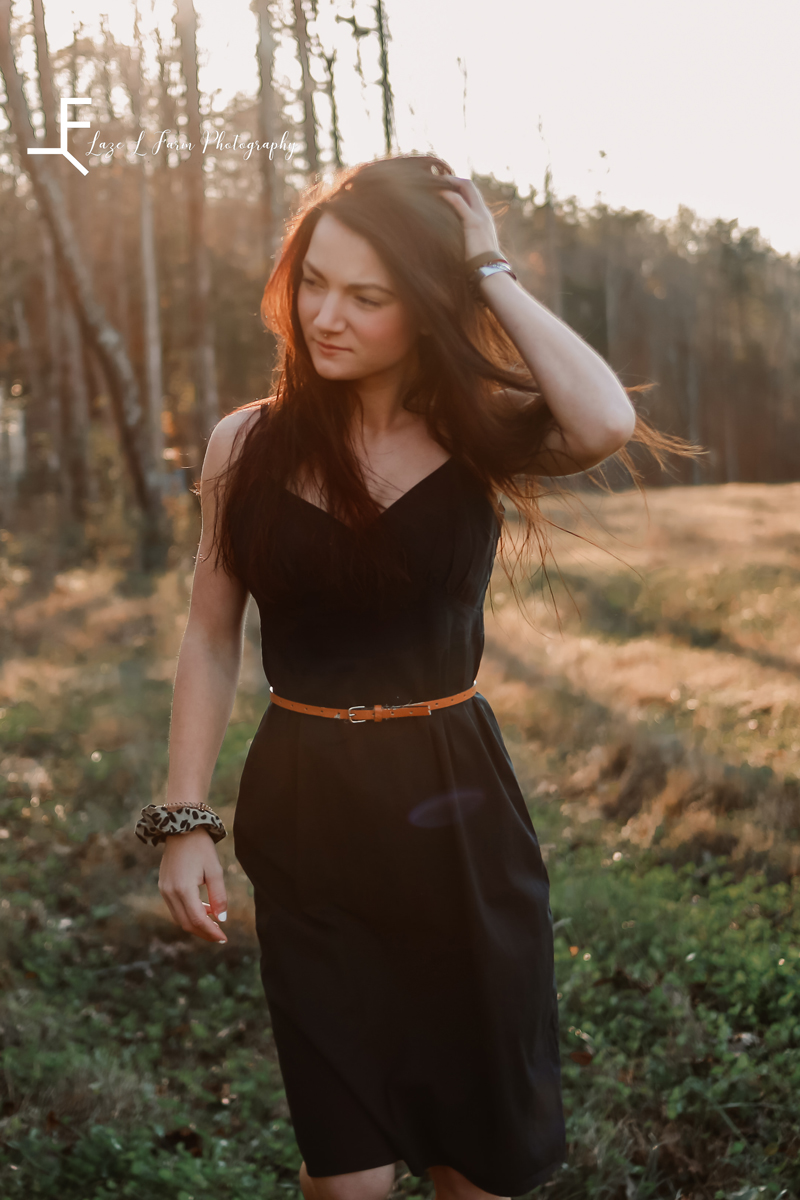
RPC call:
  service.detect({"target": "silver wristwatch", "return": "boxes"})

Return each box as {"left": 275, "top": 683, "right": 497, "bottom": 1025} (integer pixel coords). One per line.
{"left": 469, "top": 259, "right": 517, "bottom": 303}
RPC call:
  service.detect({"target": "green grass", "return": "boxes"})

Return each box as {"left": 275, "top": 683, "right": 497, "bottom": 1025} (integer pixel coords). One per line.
{"left": 546, "top": 842, "right": 800, "bottom": 1199}
{"left": 2, "top": 755, "right": 799, "bottom": 1197}
{"left": 0, "top": 937, "right": 303, "bottom": 1197}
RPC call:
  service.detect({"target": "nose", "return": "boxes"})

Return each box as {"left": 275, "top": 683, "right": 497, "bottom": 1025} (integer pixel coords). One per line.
{"left": 313, "top": 290, "right": 347, "bottom": 335}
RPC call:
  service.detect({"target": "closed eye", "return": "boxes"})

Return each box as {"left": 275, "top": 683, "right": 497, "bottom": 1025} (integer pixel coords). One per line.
{"left": 357, "top": 296, "right": 381, "bottom": 308}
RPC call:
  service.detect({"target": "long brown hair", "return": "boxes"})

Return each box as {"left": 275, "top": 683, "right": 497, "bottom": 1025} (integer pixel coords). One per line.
{"left": 207, "top": 152, "right": 698, "bottom": 602}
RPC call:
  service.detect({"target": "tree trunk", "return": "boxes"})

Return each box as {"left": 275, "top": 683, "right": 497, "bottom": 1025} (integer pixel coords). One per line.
{"left": 30, "top": 0, "right": 57, "bottom": 136}
{"left": 174, "top": 0, "right": 220, "bottom": 443}
{"left": 39, "top": 226, "right": 65, "bottom": 484}
{"left": 722, "top": 395, "right": 738, "bottom": 482}
{"left": 30, "top": 0, "right": 65, "bottom": 490}
{"left": 374, "top": 0, "right": 394, "bottom": 155}
{"left": 321, "top": 50, "right": 343, "bottom": 170}
{"left": 0, "top": 382, "right": 26, "bottom": 527}
{"left": 604, "top": 227, "right": 622, "bottom": 370}
{"left": 110, "top": 164, "right": 132, "bottom": 345}
{"left": 722, "top": 296, "right": 742, "bottom": 483}
{"left": 291, "top": 0, "right": 320, "bottom": 177}
{"left": 543, "top": 201, "right": 563, "bottom": 318}
{"left": 253, "top": 0, "right": 283, "bottom": 270}
{"left": 59, "top": 296, "right": 92, "bottom": 522}
{"left": 0, "top": 1, "right": 169, "bottom": 568}
{"left": 139, "top": 160, "right": 166, "bottom": 471}
{"left": 125, "top": 22, "right": 166, "bottom": 473}
{"left": 684, "top": 299, "right": 702, "bottom": 486}
{"left": 12, "top": 297, "right": 49, "bottom": 489}
{"left": 154, "top": 26, "right": 179, "bottom": 174}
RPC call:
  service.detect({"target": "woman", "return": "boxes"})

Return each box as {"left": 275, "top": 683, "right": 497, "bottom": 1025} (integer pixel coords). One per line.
{"left": 152, "top": 154, "right": 640, "bottom": 1200}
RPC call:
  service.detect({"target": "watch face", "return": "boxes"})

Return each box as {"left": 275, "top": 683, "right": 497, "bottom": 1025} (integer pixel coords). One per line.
{"left": 474, "top": 262, "right": 516, "bottom": 290}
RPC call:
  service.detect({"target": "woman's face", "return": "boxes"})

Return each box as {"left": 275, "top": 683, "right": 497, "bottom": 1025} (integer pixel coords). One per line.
{"left": 296, "top": 212, "right": 421, "bottom": 385}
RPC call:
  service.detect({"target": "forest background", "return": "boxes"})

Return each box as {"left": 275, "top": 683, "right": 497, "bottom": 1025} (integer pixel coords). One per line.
{"left": 0, "top": 2, "right": 799, "bottom": 1199}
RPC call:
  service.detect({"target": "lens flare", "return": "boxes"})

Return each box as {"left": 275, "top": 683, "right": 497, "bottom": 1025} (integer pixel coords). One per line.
{"left": 408, "top": 788, "right": 485, "bottom": 828}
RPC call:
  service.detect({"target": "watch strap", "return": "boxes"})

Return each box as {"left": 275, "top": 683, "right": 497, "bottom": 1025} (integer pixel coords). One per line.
{"left": 469, "top": 260, "right": 517, "bottom": 305}
{"left": 465, "top": 250, "right": 509, "bottom": 272}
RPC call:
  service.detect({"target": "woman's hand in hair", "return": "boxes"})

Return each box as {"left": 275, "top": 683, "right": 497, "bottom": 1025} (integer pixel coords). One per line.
{"left": 437, "top": 176, "right": 504, "bottom": 262}
{"left": 159, "top": 828, "right": 229, "bottom": 945}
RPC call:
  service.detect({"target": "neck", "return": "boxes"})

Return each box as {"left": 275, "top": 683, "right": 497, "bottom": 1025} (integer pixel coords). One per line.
{"left": 348, "top": 354, "right": 419, "bottom": 438}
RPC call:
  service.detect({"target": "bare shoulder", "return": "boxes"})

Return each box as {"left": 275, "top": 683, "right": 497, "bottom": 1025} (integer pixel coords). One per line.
{"left": 202, "top": 398, "right": 272, "bottom": 480}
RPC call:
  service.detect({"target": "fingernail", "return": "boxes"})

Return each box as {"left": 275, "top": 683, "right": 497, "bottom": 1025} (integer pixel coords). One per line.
{"left": 218, "top": 911, "right": 227, "bottom": 922}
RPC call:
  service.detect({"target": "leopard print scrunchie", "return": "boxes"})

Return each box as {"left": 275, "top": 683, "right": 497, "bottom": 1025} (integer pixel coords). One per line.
{"left": 135, "top": 803, "right": 227, "bottom": 847}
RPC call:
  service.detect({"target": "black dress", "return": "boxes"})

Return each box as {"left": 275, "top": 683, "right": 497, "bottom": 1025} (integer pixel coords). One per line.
{"left": 232, "top": 456, "right": 565, "bottom": 1196}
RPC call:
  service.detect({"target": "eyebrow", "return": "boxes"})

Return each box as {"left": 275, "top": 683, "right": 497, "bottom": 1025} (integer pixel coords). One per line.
{"left": 302, "top": 259, "right": 395, "bottom": 296}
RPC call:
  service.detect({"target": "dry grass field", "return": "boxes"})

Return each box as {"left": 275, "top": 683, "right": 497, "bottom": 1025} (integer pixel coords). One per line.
{"left": 5, "top": 482, "right": 800, "bottom": 877}
{"left": 480, "top": 482, "right": 800, "bottom": 878}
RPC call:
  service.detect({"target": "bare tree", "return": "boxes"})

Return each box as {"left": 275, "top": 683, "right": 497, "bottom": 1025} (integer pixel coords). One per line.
{"left": 0, "top": 379, "right": 25, "bottom": 526}
{"left": 542, "top": 168, "right": 563, "bottom": 318}
{"left": 320, "top": 48, "right": 343, "bottom": 170}
{"left": 604, "top": 217, "right": 622, "bottom": 371}
{"left": 28, "top": 0, "right": 76, "bottom": 494}
{"left": 0, "top": 0, "right": 169, "bottom": 566}
{"left": 291, "top": 0, "right": 319, "bottom": 177}
{"left": 252, "top": 0, "right": 284, "bottom": 269}
{"left": 154, "top": 24, "right": 179, "bottom": 173}
{"left": 373, "top": 0, "right": 394, "bottom": 154}
{"left": 30, "top": 0, "right": 57, "bottom": 133}
{"left": 7, "top": 11, "right": 93, "bottom": 524}
{"left": 99, "top": 18, "right": 131, "bottom": 346}
{"left": 124, "top": 7, "right": 165, "bottom": 473}
{"left": 38, "top": 227, "right": 65, "bottom": 484}
{"left": 337, "top": 4, "right": 393, "bottom": 155}
{"left": 11, "top": 295, "right": 46, "bottom": 487}
{"left": 59, "top": 296, "right": 92, "bottom": 520}
{"left": 174, "top": 0, "right": 219, "bottom": 443}
{"left": 682, "top": 298, "right": 702, "bottom": 486}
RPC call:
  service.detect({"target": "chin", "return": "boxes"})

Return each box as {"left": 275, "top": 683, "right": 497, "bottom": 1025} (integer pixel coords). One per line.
{"left": 313, "top": 360, "right": 359, "bottom": 380}
{"left": 311, "top": 352, "right": 364, "bottom": 380}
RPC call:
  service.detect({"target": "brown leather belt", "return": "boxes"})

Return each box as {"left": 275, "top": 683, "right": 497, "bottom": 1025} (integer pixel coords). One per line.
{"left": 269, "top": 682, "right": 478, "bottom": 724}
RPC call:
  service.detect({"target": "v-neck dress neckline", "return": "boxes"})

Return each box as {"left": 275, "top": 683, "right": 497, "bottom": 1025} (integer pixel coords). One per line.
{"left": 282, "top": 455, "right": 455, "bottom": 527}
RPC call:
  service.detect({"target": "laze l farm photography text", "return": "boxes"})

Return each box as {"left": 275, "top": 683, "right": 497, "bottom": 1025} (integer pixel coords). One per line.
{"left": 85, "top": 127, "right": 301, "bottom": 162}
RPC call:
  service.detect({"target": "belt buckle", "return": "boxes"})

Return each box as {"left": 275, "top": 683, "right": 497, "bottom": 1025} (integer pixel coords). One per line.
{"left": 347, "top": 705, "right": 368, "bottom": 724}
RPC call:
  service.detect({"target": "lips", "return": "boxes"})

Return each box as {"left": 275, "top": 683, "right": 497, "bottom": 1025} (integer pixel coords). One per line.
{"left": 316, "top": 340, "right": 348, "bottom": 352}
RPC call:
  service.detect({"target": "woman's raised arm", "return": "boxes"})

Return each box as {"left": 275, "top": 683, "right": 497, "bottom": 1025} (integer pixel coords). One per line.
{"left": 439, "top": 177, "right": 636, "bottom": 476}
{"left": 157, "top": 408, "right": 255, "bottom": 945}
{"left": 475, "top": 267, "right": 636, "bottom": 475}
